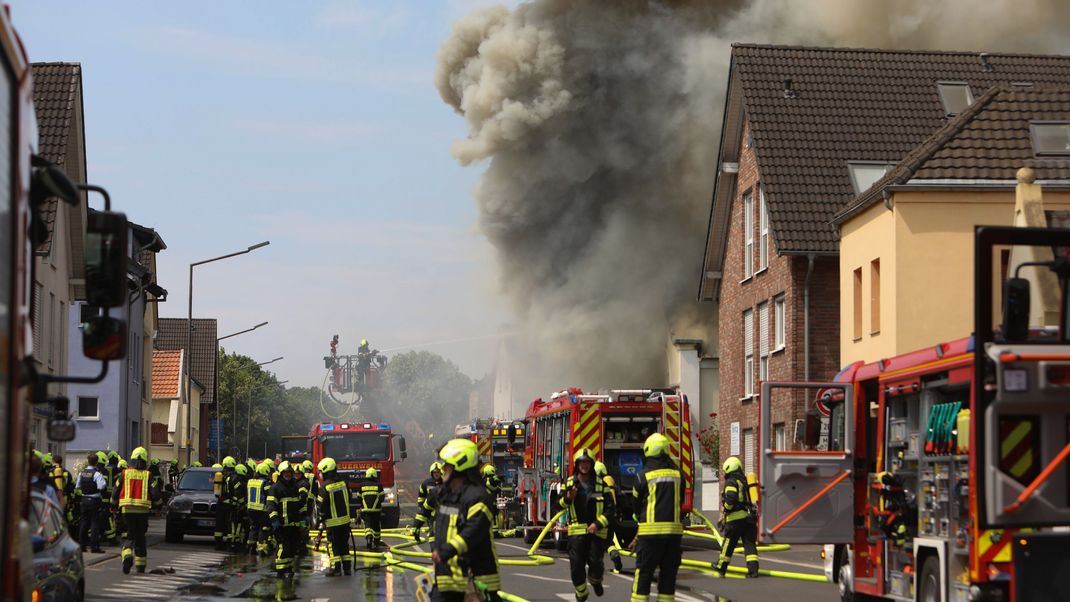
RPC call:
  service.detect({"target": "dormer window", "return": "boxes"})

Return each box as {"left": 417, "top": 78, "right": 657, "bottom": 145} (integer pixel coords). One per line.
{"left": 937, "top": 82, "right": 974, "bottom": 116}
{"left": 1031, "top": 122, "right": 1070, "bottom": 155}
{"left": 848, "top": 162, "right": 895, "bottom": 195}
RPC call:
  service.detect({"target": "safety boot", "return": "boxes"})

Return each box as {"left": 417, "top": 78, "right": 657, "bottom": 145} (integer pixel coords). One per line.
{"left": 592, "top": 582, "right": 604, "bottom": 597}
{"left": 135, "top": 566, "right": 145, "bottom": 574}
{"left": 610, "top": 550, "right": 623, "bottom": 573}
{"left": 343, "top": 560, "right": 353, "bottom": 576}
{"left": 122, "top": 555, "right": 133, "bottom": 574}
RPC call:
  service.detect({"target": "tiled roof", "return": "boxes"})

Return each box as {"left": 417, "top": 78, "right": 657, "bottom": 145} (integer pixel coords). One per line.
{"left": 152, "top": 349, "right": 183, "bottom": 398}
{"left": 30, "top": 63, "right": 82, "bottom": 253}
{"left": 157, "top": 318, "right": 218, "bottom": 405}
{"left": 731, "top": 44, "right": 1070, "bottom": 253}
{"left": 836, "top": 87, "right": 1070, "bottom": 222}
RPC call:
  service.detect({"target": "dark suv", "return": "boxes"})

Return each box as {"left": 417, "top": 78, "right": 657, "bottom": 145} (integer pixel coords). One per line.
{"left": 165, "top": 467, "right": 218, "bottom": 543}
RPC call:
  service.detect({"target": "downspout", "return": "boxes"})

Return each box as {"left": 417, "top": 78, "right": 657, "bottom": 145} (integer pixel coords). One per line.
{"left": 804, "top": 253, "right": 815, "bottom": 381}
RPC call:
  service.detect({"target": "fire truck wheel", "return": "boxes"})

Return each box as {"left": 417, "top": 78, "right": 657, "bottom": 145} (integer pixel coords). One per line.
{"left": 522, "top": 521, "right": 537, "bottom": 545}
{"left": 918, "top": 556, "right": 940, "bottom": 602}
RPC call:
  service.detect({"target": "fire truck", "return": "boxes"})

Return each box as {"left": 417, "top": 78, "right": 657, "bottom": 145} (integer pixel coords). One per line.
{"left": 518, "top": 389, "right": 695, "bottom": 548}
{"left": 309, "top": 421, "right": 408, "bottom": 528}
{"left": 456, "top": 418, "right": 527, "bottom": 530}
{"left": 759, "top": 227, "right": 1070, "bottom": 602}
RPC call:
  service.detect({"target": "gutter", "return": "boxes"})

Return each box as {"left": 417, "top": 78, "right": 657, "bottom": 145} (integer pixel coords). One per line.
{"left": 803, "top": 253, "right": 815, "bottom": 381}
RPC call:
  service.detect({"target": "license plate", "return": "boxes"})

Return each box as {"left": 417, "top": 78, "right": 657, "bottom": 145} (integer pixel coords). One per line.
{"left": 197, "top": 519, "right": 214, "bottom": 527}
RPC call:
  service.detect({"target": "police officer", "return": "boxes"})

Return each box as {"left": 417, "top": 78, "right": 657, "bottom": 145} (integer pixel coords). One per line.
{"left": 413, "top": 461, "right": 443, "bottom": 541}
{"left": 359, "top": 467, "right": 384, "bottom": 548}
{"left": 77, "top": 452, "right": 107, "bottom": 553}
{"left": 430, "top": 438, "right": 501, "bottom": 602}
{"left": 230, "top": 463, "right": 250, "bottom": 551}
{"left": 631, "top": 433, "right": 684, "bottom": 601}
{"left": 594, "top": 460, "right": 623, "bottom": 573}
{"left": 716, "top": 456, "right": 759, "bottom": 578}
{"left": 114, "top": 447, "right": 158, "bottom": 574}
{"left": 561, "top": 448, "right": 612, "bottom": 601}
{"left": 266, "top": 461, "right": 307, "bottom": 578}
{"left": 215, "top": 457, "right": 237, "bottom": 550}
{"left": 317, "top": 457, "right": 354, "bottom": 576}
{"left": 246, "top": 461, "right": 272, "bottom": 556}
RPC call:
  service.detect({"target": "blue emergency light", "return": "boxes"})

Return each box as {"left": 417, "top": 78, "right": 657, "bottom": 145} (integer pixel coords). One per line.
{"left": 320, "top": 424, "right": 335, "bottom": 431}
{"left": 379, "top": 423, "right": 390, "bottom": 430}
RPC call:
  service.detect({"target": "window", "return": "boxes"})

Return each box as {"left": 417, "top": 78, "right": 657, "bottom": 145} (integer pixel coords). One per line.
{"left": 1030, "top": 122, "right": 1070, "bottom": 155}
{"left": 853, "top": 267, "right": 863, "bottom": 340}
{"left": 743, "top": 309, "right": 754, "bottom": 398}
{"left": 77, "top": 396, "right": 99, "bottom": 420}
{"left": 870, "top": 259, "right": 881, "bottom": 334}
{"left": 937, "top": 82, "right": 974, "bottom": 116}
{"left": 743, "top": 428, "right": 755, "bottom": 474}
{"left": 847, "top": 162, "right": 894, "bottom": 194}
{"left": 759, "top": 186, "right": 769, "bottom": 271}
{"left": 774, "top": 295, "right": 786, "bottom": 350}
{"left": 758, "top": 301, "right": 769, "bottom": 384}
{"left": 743, "top": 190, "right": 754, "bottom": 279}
{"left": 774, "top": 423, "right": 786, "bottom": 451}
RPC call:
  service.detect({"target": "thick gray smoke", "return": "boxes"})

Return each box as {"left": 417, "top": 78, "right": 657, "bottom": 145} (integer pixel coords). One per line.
{"left": 436, "top": 0, "right": 1070, "bottom": 396}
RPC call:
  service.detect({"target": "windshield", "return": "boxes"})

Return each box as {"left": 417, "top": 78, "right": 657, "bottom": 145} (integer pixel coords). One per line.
{"left": 178, "top": 470, "right": 214, "bottom": 491}
{"left": 322, "top": 432, "right": 390, "bottom": 461}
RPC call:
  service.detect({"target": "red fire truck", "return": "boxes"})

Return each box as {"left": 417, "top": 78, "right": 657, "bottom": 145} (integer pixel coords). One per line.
{"left": 456, "top": 418, "right": 527, "bottom": 530}
{"left": 518, "top": 389, "right": 695, "bottom": 548}
{"left": 309, "top": 421, "right": 408, "bottom": 528}
{"left": 759, "top": 227, "right": 1070, "bottom": 602}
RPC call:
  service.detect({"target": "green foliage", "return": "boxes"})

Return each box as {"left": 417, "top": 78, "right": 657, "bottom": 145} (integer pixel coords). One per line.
{"left": 698, "top": 415, "right": 720, "bottom": 468}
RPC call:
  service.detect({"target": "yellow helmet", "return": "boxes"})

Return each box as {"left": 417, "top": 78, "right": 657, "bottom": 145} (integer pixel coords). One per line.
{"left": 95, "top": 451, "right": 108, "bottom": 464}
{"left": 301, "top": 460, "right": 313, "bottom": 472}
{"left": 439, "top": 438, "right": 479, "bottom": 472}
{"left": 481, "top": 464, "right": 497, "bottom": 477}
{"left": 256, "top": 462, "right": 272, "bottom": 476}
{"left": 722, "top": 456, "right": 743, "bottom": 474}
{"left": 429, "top": 461, "right": 443, "bottom": 475}
{"left": 222, "top": 456, "right": 237, "bottom": 468}
{"left": 212, "top": 463, "right": 223, "bottom": 469}
{"left": 365, "top": 467, "right": 379, "bottom": 479}
{"left": 234, "top": 463, "right": 249, "bottom": 476}
{"left": 191, "top": 461, "right": 203, "bottom": 468}
{"left": 130, "top": 447, "right": 149, "bottom": 462}
{"left": 278, "top": 461, "right": 293, "bottom": 473}
{"left": 360, "top": 339, "right": 369, "bottom": 347}
{"left": 594, "top": 461, "right": 607, "bottom": 477}
{"left": 318, "top": 457, "right": 337, "bottom": 473}
{"left": 643, "top": 433, "right": 670, "bottom": 458}
{"left": 117, "top": 459, "right": 128, "bottom": 469}
{"left": 573, "top": 447, "right": 596, "bottom": 469}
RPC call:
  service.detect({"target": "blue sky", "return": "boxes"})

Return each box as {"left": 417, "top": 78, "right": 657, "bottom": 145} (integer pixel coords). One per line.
{"left": 13, "top": 1, "right": 515, "bottom": 386}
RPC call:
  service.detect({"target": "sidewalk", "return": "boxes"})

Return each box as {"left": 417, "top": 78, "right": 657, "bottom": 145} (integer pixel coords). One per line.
{"left": 83, "top": 515, "right": 166, "bottom": 567}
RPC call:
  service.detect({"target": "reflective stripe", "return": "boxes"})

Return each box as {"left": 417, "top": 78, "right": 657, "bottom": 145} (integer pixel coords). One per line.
{"left": 637, "top": 523, "right": 683, "bottom": 535}
{"left": 474, "top": 573, "right": 501, "bottom": 591}
{"left": 468, "top": 502, "right": 493, "bottom": 522}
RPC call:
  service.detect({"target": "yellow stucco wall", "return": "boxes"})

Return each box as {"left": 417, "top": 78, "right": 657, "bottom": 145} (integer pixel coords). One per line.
{"left": 840, "top": 189, "right": 1070, "bottom": 366}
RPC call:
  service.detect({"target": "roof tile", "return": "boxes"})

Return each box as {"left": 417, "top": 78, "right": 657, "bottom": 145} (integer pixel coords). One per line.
{"left": 151, "top": 349, "right": 182, "bottom": 399}
{"left": 30, "top": 63, "right": 81, "bottom": 253}
{"left": 157, "top": 318, "right": 218, "bottom": 404}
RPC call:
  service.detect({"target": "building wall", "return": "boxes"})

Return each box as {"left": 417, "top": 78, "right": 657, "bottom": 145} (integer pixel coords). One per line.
{"left": 839, "top": 202, "right": 897, "bottom": 365}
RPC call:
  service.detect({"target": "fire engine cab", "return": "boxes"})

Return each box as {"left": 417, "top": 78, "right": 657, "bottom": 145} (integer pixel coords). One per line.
{"left": 309, "top": 421, "right": 407, "bottom": 528}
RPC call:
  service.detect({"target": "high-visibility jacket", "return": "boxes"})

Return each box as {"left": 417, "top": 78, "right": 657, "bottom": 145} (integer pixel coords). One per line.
{"left": 246, "top": 478, "right": 267, "bottom": 512}
{"left": 559, "top": 475, "right": 611, "bottom": 537}
{"left": 417, "top": 477, "right": 440, "bottom": 513}
{"left": 632, "top": 457, "right": 683, "bottom": 536}
{"left": 117, "top": 468, "right": 153, "bottom": 512}
{"left": 433, "top": 481, "right": 499, "bottom": 593}
{"left": 722, "top": 472, "right": 753, "bottom": 524}
{"left": 317, "top": 475, "right": 352, "bottom": 528}
{"left": 360, "top": 481, "right": 384, "bottom": 513}
{"left": 266, "top": 479, "right": 306, "bottom": 526}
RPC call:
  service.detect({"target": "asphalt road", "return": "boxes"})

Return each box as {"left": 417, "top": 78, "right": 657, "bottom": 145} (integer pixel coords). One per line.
{"left": 84, "top": 517, "right": 838, "bottom": 602}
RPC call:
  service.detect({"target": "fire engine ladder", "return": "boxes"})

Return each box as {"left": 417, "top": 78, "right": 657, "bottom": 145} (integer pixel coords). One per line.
{"left": 660, "top": 394, "right": 695, "bottom": 511}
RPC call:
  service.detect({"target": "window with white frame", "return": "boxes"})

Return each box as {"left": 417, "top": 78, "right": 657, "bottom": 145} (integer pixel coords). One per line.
{"left": 744, "top": 308, "right": 754, "bottom": 397}
{"left": 743, "top": 190, "right": 753, "bottom": 279}
{"left": 77, "top": 396, "right": 99, "bottom": 420}
{"left": 774, "top": 294, "right": 785, "bottom": 350}
{"left": 759, "top": 186, "right": 769, "bottom": 271}
{"left": 743, "top": 428, "right": 755, "bottom": 473}
{"left": 758, "top": 301, "right": 769, "bottom": 384}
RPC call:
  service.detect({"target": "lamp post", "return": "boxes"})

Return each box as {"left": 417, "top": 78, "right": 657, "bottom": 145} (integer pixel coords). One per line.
{"left": 214, "top": 320, "right": 269, "bottom": 460}
{"left": 185, "top": 241, "right": 269, "bottom": 467}
{"left": 247, "top": 378, "right": 288, "bottom": 458}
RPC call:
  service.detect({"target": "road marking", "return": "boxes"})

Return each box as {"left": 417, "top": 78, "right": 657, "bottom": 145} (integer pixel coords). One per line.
{"left": 514, "top": 572, "right": 573, "bottom": 584}
{"left": 751, "top": 556, "right": 824, "bottom": 571}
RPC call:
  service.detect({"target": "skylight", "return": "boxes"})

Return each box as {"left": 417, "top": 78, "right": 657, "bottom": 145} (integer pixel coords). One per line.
{"left": 937, "top": 82, "right": 974, "bottom": 116}
{"left": 848, "top": 162, "right": 895, "bottom": 195}
{"left": 1031, "top": 122, "right": 1070, "bottom": 155}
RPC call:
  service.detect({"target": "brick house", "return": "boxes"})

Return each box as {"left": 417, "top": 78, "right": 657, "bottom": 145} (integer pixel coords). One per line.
{"left": 699, "top": 45, "right": 1070, "bottom": 473}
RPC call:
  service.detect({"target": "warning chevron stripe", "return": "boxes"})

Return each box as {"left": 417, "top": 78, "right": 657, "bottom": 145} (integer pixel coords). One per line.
{"left": 999, "top": 417, "right": 1039, "bottom": 485}
{"left": 572, "top": 405, "right": 601, "bottom": 458}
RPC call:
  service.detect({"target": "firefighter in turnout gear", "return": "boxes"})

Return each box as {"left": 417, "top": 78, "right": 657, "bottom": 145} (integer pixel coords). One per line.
{"left": 561, "top": 448, "right": 613, "bottom": 601}
{"left": 630, "top": 433, "right": 684, "bottom": 602}
{"left": 716, "top": 456, "right": 759, "bottom": 578}
{"left": 595, "top": 460, "right": 624, "bottom": 573}
{"left": 246, "top": 461, "right": 272, "bottom": 556}
{"left": 103, "top": 451, "right": 121, "bottom": 543}
{"left": 266, "top": 461, "right": 307, "bottom": 578}
{"left": 317, "top": 457, "right": 354, "bottom": 576}
{"left": 149, "top": 458, "right": 164, "bottom": 514}
{"left": 213, "top": 459, "right": 233, "bottom": 550}
{"left": 430, "top": 438, "right": 501, "bottom": 602}
{"left": 482, "top": 464, "right": 503, "bottom": 536}
{"left": 230, "top": 463, "right": 250, "bottom": 551}
{"left": 359, "top": 467, "right": 385, "bottom": 548}
{"left": 114, "top": 447, "right": 158, "bottom": 574}
{"left": 77, "top": 452, "right": 107, "bottom": 553}
{"left": 413, "top": 461, "right": 443, "bottom": 541}
{"left": 298, "top": 460, "right": 315, "bottom": 555}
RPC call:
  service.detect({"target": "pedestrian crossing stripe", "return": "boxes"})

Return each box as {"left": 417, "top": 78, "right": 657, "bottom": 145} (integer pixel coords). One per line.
{"left": 998, "top": 416, "right": 1039, "bottom": 484}
{"left": 571, "top": 403, "right": 602, "bottom": 460}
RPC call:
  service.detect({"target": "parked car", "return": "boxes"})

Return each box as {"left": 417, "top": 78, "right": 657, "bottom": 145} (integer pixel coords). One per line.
{"left": 165, "top": 467, "right": 219, "bottom": 543}
{"left": 30, "top": 489, "right": 84, "bottom": 601}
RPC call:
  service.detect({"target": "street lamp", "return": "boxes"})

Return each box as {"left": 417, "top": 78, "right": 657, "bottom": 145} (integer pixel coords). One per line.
{"left": 247, "top": 379, "right": 288, "bottom": 458}
{"left": 213, "top": 320, "right": 270, "bottom": 460}
{"left": 217, "top": 321, "right": 269, "bottom": 342}
{"left": 185, "top": 240, "right": 270, "bottom": 466}
{"left": 257, "top": 356, "right": 284, "bottom": 367}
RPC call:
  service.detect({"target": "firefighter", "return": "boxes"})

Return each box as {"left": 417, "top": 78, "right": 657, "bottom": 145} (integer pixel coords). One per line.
{"left": 230, "top": 463, "right": 250, "bottom": 551}
{"left": 215, "top": 457, "right": 237, "bottom": 550}
{"left": 630, "top": 433, "right": 684, "bottom": 601}
{"left": 299, "top": 460, "right": 315, "bottom": 554}
{"left": 267, "top": 461, "right": 307, "bottom": 578}
{"left": 359, "top": 467, "right": 385, "bottom": 548}
{"left": 247, "top": 461, "right": 274, "bottom": 556}
{"left": 149, "top": 458, "right": 164, "bottom": 515}
{"left": 317, "top": 457, "right": 354, "bottom": 576}
{"left": 115, "top": 458, "right": 129, "bottom": 541}
{"left": 561, "top": 448, "right": 612, "bottom": 601}
{"left": 413, "top": 461, "right": 443, "bottom": 541}
{"left": 482, "top": 464, "right": 504, "bottom": 536}
{"left": 716, "top": 456, "right": 759, "bottom": 578}
{"left": 49, "top": 454, "right": 73, "bottom": 511}
{"left": 430, "top": 438, "right": 501, "bottom": 602}
{"left": 77, "top": 452, "right": 107, "bottom": 553}
{"left": 114, "top": 447, "right": 157, "bottom": 574}
{"left": 595, "top": 460, "right": 623, "bottom": 573}
{"left": 103, "top": 451, "right": 121, "bottom": 543}
{"left": 53, "top": 454, "right": 78, "bottom": 532}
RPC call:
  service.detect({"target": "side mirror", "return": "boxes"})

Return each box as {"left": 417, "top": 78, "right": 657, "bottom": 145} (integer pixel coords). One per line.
{"left": 1003, "top": 277, "right": 1031, "bottom": 342}
{"left": 399, "top": 436, "right": 408, "bottom": 460}
{"left": 82, "top": 315, "right": 126, "bottom": 360}
{"left": 85, "top": 211, "right": 129, "bottom": 308}
{"left": 47, "top": 397, "right": 76, "bottom": 442}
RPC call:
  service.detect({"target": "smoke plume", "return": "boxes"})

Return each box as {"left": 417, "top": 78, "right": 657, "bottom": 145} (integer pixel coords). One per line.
{"left": 436, "top": 0, "right": 1070, "bottom": 396}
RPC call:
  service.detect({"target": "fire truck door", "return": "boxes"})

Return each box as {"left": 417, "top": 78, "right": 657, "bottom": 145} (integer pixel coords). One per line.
{"left": 758, "top": 381, "right": 854, "bottom": 544}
